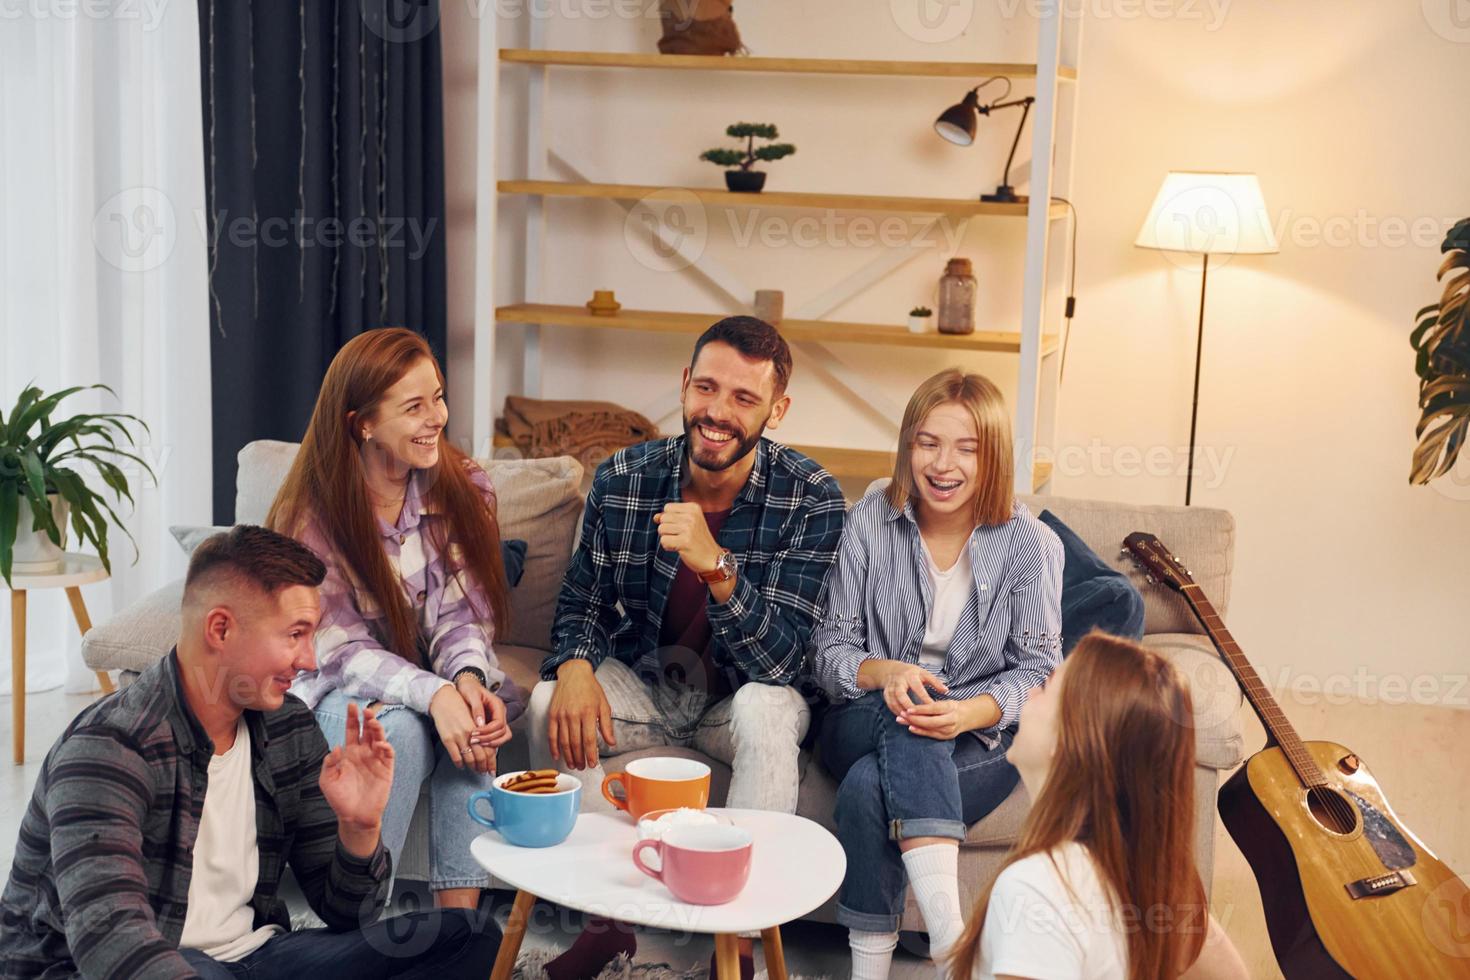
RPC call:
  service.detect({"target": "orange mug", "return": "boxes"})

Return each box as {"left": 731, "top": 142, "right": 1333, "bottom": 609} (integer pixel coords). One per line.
{"left": 601, "top": 757, "right": 711, "bottom": 819}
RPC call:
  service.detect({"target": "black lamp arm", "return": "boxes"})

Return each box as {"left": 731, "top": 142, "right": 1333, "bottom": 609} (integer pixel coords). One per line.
{"left": 979, "top": 96, "right": 1035, "bottom": 190}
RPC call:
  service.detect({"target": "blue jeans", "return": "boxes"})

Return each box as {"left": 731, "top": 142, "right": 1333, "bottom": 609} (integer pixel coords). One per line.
{"left": 315, "top": 690, "right": 493, "bottom": 892}
{"left": 820, "top": 691, "right": 1019, "bottom": 933}
{"left": 180, "top": 908, "right": 500, "bottom": 979}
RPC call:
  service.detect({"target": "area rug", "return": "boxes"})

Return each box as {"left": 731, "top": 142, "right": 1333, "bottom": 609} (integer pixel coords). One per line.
{"left": 512, "top": 948, "right": 830, "bottom": 980}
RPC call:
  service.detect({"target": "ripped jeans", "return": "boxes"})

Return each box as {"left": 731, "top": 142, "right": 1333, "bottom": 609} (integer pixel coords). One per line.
{"left": 820, "top": 691, "right": 1019, "bottom": 933}
{"left": 314, "top": 690, "right": 494, "bottom": 894}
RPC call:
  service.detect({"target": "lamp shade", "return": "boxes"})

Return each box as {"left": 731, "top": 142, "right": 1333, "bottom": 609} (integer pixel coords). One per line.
{"left": 934, "top": 90, "right": 980, "bottom": 146}
{"left": 1135, "top": 171, "right": 1279, "bottom": 255}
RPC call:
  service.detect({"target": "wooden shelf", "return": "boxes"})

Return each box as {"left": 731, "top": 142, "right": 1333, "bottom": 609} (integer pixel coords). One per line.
{"left": 500, "top": 49, "right": 1077, "bottom": 81}
{"left": 499, "top": 180, "right": 1069, "bottom": 219}
{"left": 496, "top": 304, "right": 1059, "bottom": 356}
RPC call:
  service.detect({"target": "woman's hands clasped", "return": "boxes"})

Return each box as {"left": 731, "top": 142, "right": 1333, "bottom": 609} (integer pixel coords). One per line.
{"left": 428, "top": 674, "right": 512, "bottom": 774}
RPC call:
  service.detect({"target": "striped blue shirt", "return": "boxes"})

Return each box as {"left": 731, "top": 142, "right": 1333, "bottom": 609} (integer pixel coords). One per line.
{"left": 813, "top": 489, "right": 1064, "bottom": 738}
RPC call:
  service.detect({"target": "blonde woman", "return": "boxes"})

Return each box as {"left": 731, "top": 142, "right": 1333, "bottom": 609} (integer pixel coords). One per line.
{"left": 813, "top": 368, "right": 1064, "bottom": 980}
{"left": 949, "top": 632, "right": 1248, "bottom": 980}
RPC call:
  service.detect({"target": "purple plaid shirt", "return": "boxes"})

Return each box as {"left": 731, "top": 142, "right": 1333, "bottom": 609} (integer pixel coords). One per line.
{"left": 289, "top": 463, "right": 523, "bottom": 717}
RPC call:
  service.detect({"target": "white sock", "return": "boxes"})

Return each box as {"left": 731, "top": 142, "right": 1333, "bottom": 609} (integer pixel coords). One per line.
{"left": 849, "top": 929, "right": 899, "bottom": 980}
{"left": 902, "top": 843, "right": 965, "bottom": 960}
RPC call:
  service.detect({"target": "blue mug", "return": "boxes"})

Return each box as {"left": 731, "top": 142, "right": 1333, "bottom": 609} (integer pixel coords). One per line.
{"left": 467, "top": 771, "right": 581, "bottom": 848}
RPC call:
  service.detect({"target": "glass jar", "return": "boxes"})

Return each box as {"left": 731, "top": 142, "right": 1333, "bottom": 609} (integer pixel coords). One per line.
{"left": 937, "top": 258, "right": 977, "bottom": 335}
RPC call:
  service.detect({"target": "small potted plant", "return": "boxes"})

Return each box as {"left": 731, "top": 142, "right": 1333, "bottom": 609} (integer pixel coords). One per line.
{"left": 1, "top": 384, "right": 153, "bottom": 583}
{"left": 700, "top": 122, "right": 796, "bottom": 193}
{"left": 908, "top": 306, "right": 933, "bottom": 334}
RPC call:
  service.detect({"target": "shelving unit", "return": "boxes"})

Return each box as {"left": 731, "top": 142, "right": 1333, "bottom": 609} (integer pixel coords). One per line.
{"left": 471, "top": 12, "right": 1082, "bottom": 491}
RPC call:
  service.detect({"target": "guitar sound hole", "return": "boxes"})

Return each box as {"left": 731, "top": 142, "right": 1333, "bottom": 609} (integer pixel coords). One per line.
{"left": 1307, "top": 786, "right": 1358, "bottom": 834}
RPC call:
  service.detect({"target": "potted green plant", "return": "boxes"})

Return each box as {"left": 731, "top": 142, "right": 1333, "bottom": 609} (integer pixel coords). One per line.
{"left": 1, "top": 384, "right": 154, "bottom": 584}
{"left": 908, "top": 306, "right": 933, "bottom": 334}
{"left": 700, "top": 123, "right": 796, "bottom": 193}
{"left": 1410, "top": 218, "right": 1470, "bottom": 485}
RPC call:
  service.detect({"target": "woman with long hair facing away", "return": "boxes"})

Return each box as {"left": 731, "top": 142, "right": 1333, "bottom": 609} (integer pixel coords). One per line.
{"left": 948, "top": 631, "right": 1249, "bottom": 980}
{"left": 269, "top": 327, "right": 518, "bottom": 911}
{"left": 813, "top": 368, "right": 1064, "bottom": 979}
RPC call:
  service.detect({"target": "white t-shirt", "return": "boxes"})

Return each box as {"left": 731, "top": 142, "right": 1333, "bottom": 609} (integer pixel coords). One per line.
{"left": 919, "top": 537, "right": 974, "bottom": 672}
{"left": 179, "top": 719, "right": 283, "bottom": 962}
{"left": 976, "top": 842, "right": 1129, "bottom": 979}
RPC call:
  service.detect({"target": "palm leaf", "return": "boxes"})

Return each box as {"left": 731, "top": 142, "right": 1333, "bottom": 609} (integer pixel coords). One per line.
{"left": 1412, "top": 219, "right": 1470, "bottom": 484}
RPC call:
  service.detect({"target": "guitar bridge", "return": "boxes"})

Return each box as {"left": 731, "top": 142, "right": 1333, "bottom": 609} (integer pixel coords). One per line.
{"left": 1344, "top": 869, "right": 1417, "bottom": 900}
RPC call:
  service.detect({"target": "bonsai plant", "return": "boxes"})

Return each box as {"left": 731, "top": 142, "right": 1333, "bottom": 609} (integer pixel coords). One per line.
{"left": 908, "top": 306, "right": 933, "bottom": 333}
{"left": 1, "top": 384, "right": 154, "bottom": 584}
{"left": 1410, "top": 218, "right": 1470, "bottom": 486}
{"left": 700, "top": 123, "right": 796, "bottom": 193}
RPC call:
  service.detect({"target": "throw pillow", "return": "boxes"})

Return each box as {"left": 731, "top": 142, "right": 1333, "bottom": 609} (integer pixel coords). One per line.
{"left": 1038, "top": 509, "right": 1145, "bottom": 654}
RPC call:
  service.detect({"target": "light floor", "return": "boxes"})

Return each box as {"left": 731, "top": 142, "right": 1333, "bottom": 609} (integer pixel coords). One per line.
{"left": 4, "top": 684, "right": 1467, "bottom": 979}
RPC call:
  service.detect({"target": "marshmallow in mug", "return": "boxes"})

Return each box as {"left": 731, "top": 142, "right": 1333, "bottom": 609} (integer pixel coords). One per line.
{"left": 637, "top": 807, "right": 719, "bottom": 840}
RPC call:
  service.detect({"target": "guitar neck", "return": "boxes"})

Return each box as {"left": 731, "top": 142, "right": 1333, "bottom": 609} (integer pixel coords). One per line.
{"left": 1180, "top": 585, "right": 1327, "bottom": 787}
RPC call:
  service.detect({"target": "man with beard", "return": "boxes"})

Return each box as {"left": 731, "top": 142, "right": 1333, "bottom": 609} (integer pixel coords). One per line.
{"left": 524, "top": 317, "right": 846, "bottom": 979}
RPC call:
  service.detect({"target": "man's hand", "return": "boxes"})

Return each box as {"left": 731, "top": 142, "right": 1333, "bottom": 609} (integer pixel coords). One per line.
{"left": 654, "top": 502, "right": 722, "bottom": 574}
{"left": 857, "top": 658, "right": 950, "bottom": 717}
{"left": 320, "top": 702, "right": 394, "bottom": 857}
{"left": 548, "top": 659, "right": 616, "bottom": 770}
{"left": 900, "top": 695, "right": 1001, "bottom": 741}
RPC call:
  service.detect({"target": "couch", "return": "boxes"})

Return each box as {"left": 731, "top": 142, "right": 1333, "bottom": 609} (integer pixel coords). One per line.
{"left": 83, "top": 440, "right": 1245, "bottom": 928}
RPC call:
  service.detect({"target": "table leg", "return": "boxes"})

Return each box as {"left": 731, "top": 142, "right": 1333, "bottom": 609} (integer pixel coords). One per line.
{"left": 11, "top": 590, "right": 26, "bottom": 765}
{"left": 489, "top": 889, "right": 535, "bottom": 980}
{"left": 64, "top": 587, "right": 112, "bottom": 694}
{"left": 760, "top": 926, "right": 788, "bottom": 980}
{"left": 715, "top": 933, "right": 741, "bottom": 980}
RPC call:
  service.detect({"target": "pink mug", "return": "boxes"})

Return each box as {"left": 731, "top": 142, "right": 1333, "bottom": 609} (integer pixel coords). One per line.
{"left": 630, "top": 824, "right": 753, "bottom": 905}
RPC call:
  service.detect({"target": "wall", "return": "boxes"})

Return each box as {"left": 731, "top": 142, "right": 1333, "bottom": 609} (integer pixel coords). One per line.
{"left": 441, "top": 0, "right": 1470, "bottom": 705}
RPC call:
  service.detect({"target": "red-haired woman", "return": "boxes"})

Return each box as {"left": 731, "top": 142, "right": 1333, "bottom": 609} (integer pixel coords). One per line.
{"left": 269, "top": 328, "right": 517, "bottom": 911}
{"left": 949, "top": 632, "right": 1248, "bottom": 979}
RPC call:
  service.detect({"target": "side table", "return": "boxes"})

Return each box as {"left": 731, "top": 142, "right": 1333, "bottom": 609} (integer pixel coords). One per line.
{"left": 472, "top": 809, "right": 846, "bottom": 980}
{"left": 6, "top": 554, "right": 115, "bottom": 764}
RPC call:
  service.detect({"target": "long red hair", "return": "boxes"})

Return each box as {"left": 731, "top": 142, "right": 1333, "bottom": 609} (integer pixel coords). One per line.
{"left": 267, "top": 328, "right": 509, "bottom": 664}
{"left": 948, "top": 632, "right": 1207, "bottom": 980}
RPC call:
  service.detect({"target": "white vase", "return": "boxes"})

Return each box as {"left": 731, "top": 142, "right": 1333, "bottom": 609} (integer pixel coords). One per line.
{"left": 908, "top": 315, "right": 932, "bottom": 334}
{"left": 11, "top": 494, "right": 68, "bottom": 574}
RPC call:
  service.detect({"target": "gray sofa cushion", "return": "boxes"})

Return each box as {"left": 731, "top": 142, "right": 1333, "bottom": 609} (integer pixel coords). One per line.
{"left": 82, "top": 578, "right": 184, "bottom": 674}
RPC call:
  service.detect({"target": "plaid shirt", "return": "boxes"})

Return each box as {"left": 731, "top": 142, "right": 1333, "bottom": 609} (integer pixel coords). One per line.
{"left": 0, "top": 651, "right": 390, "bottom": 980}
{"left": 545, "top": 436, "right": 846, "bottom": 688}
{"left": 289, "top": 462, "right": 518, "bottom": 716}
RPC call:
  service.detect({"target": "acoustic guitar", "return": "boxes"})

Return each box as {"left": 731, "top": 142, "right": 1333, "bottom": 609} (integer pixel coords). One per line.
{"left": 1123, "top": 531, "right": 1470, "bottom": 979}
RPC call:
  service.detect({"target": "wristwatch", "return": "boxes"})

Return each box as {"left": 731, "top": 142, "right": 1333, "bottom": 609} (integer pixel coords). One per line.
{"left": 453, "top": 666, "right": 488, "bottom": 688}
{"left": 697, "top": 549, "right": 737, "bottom": 585}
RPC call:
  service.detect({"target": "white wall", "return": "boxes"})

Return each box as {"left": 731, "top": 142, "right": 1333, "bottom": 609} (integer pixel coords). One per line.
{"left": 442, "top": 0, "right": 1470, "bottom": 706}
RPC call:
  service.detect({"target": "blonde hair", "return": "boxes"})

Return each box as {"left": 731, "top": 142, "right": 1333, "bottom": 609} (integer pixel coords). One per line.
{"left": 885, "top": 368, "right": 1014, "bottom": 527}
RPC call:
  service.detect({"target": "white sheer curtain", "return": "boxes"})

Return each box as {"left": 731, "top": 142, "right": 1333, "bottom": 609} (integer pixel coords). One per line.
{"left": 1, "top": 3, "right": 212, "bottom": 693}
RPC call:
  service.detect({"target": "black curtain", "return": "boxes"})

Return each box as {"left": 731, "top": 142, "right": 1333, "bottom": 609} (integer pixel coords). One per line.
{"left": 198, "top": 0, "right": 447, "bottom": 522}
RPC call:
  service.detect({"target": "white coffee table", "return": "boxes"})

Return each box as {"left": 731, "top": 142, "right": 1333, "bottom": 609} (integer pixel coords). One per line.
{"left": 472, "top": 808, "right": 846, "bottom": 980}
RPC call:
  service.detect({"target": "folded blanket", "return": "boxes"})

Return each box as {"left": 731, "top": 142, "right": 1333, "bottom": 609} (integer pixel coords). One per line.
{"left": 498, "top": 396, "right": 660, "bottom": 470}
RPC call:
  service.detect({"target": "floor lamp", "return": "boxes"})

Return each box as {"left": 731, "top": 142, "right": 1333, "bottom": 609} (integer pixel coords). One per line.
{"left": 1135, "top": 172, "right": 1278, "bottom": 505}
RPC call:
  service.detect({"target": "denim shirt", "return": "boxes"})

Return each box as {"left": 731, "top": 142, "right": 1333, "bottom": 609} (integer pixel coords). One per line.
{"left": 813, "top": 490, "right": 1064, "bottom": 740}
